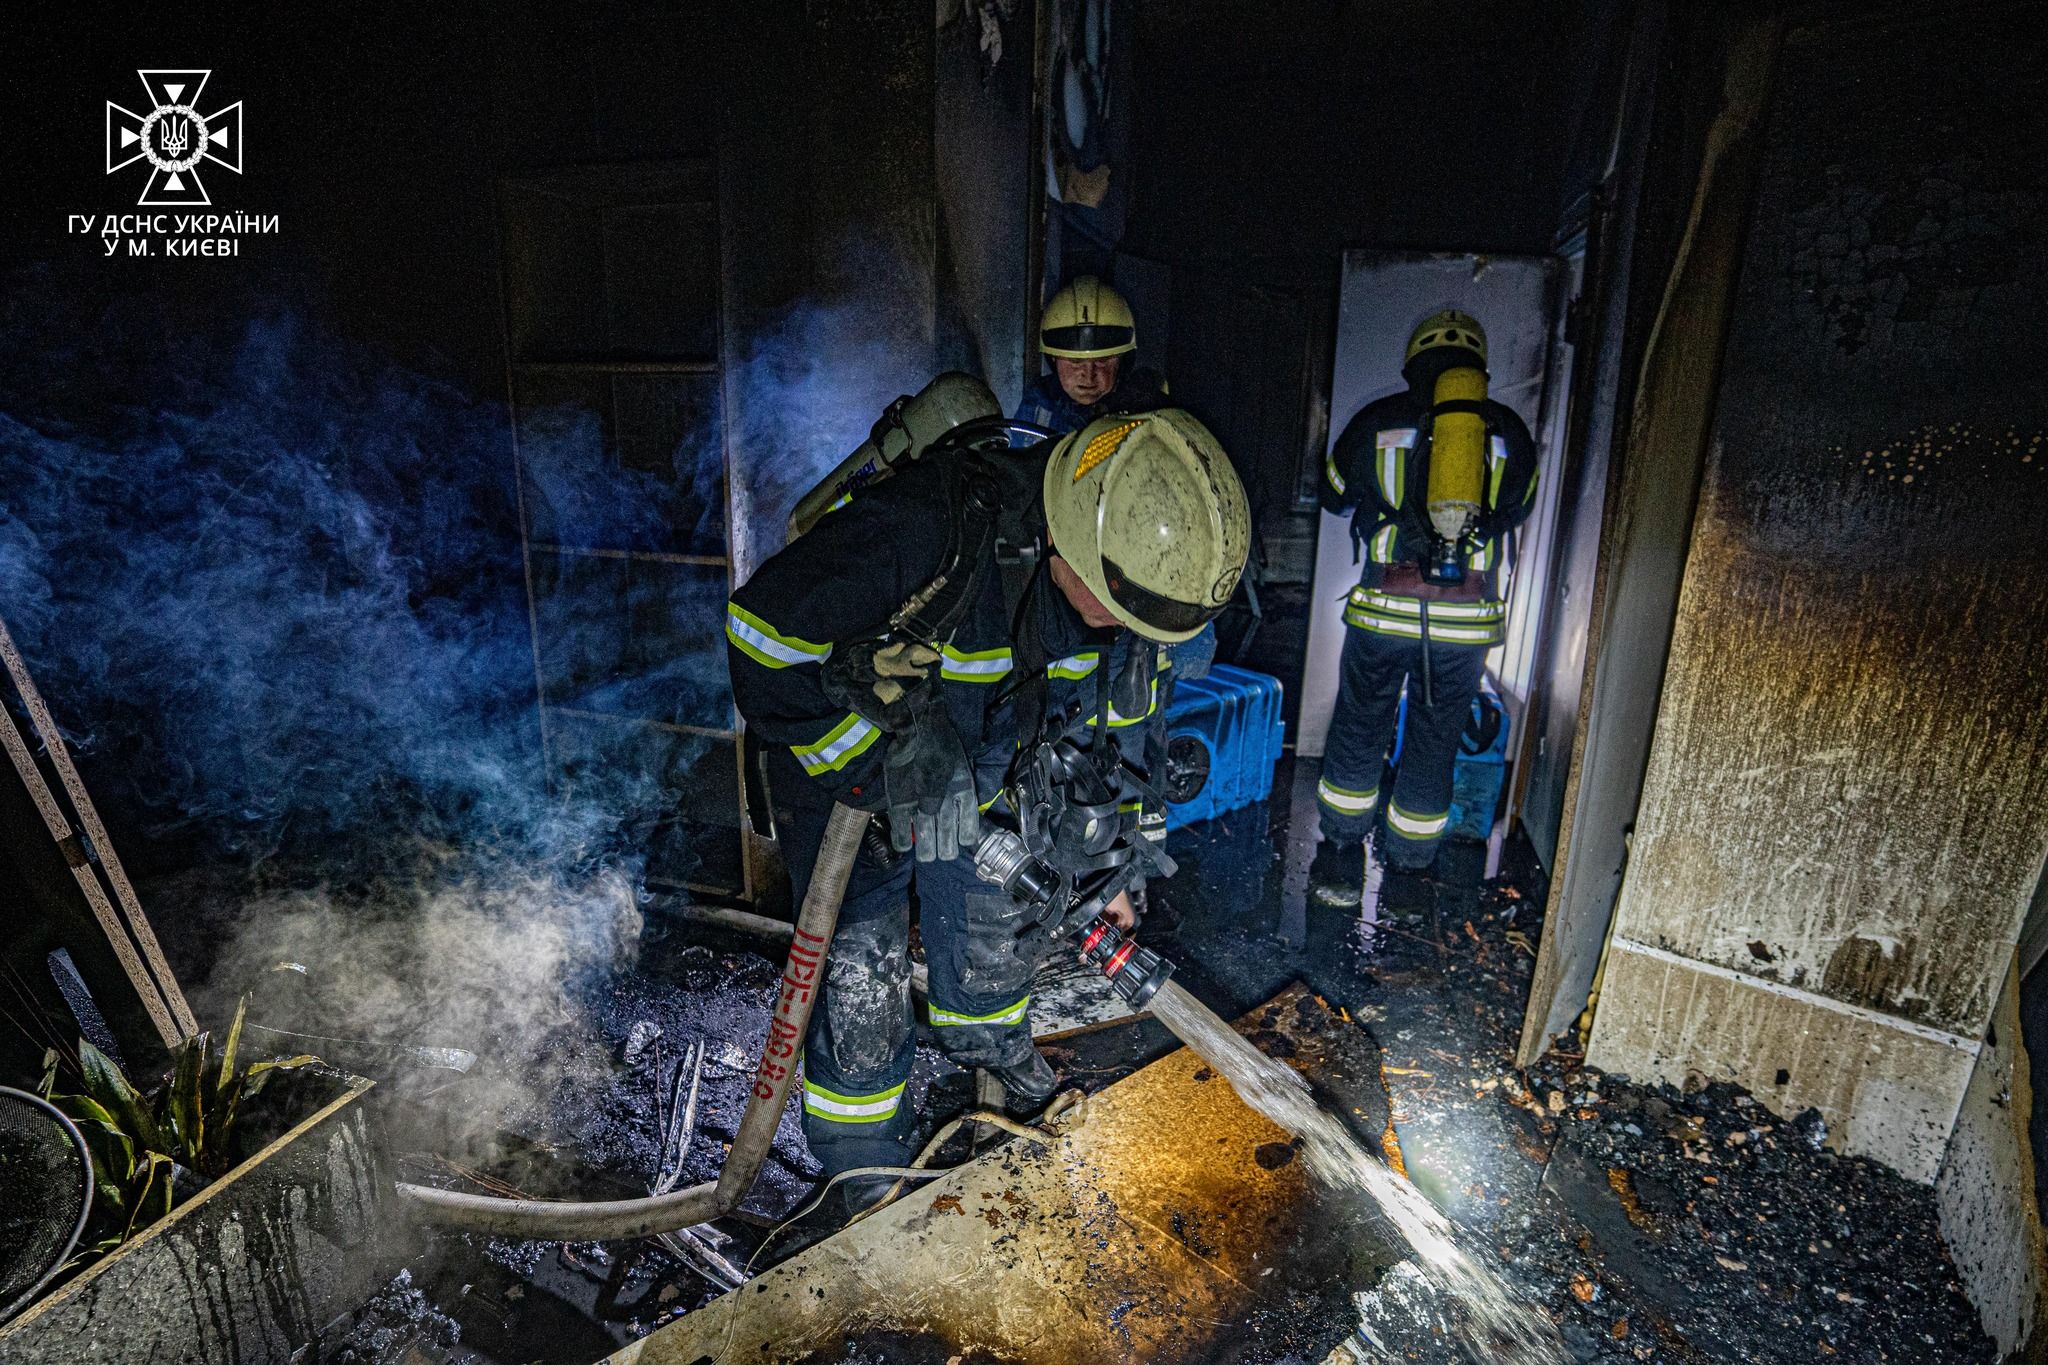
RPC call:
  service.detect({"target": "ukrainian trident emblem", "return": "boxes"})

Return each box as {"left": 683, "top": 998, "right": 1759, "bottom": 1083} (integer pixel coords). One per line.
{"left": 107, "top": 70, "right": 243, "bottom": 206}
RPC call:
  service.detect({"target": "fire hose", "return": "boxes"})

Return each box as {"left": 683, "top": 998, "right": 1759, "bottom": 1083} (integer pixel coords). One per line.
{"left": 394, "top": 801, "right": 1174, "bottom": 1239}
{"left": 393, "top": 802, "right": 869, "bottom": 1240}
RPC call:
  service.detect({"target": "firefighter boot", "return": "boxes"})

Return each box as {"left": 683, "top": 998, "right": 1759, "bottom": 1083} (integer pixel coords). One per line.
{"left": 1309, "top": 837, "right": 1367, "bottom": 907}
{"left": 987, "top": 1043, "right": 1058, "bottom": 1112}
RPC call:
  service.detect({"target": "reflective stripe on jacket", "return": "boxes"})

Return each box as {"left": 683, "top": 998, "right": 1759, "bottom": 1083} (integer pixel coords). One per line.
{"left": 726, "top": 457, "right": 1153, "bottom": 808}
{"left": 1342, "top": 590, "right": 1509, "bottom": 646}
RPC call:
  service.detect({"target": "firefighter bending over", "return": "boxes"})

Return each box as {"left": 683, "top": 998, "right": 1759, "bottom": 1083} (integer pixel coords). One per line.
{"left": 1016, "top": 276, "right": 1213, "bottom": 870}
{"left": 726, "top": 404, "right": 1249, "bottom": 1211}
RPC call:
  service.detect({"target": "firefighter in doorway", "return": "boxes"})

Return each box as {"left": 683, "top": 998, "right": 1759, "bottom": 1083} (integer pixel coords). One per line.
{"left": 1310, "top": 310, "right": 1539, "bottom": 901}
{"left": 726, "top": 408, "right": 1249, "bottom": 1206}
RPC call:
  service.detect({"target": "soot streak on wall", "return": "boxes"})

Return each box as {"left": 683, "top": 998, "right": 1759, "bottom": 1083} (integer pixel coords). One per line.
{"left": 1590, "top": 5, "right": 2048, "bottom": 1180}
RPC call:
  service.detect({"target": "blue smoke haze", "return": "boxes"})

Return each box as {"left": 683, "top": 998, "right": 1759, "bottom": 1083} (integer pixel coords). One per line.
{"left": 0, "top": 290, "right": 699, "bottom": 875}
{"left": 0, "top": 277, "right": 708, "bottom": 1097}
{"left": 0, "top": 260, "right": 930, "bottom": 1108}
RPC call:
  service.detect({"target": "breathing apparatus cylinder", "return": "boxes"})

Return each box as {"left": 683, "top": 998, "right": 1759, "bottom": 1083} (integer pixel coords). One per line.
{"left": 1425, "top": 364, "right": 1488, "bottom": 583}
{"left": 787, "top": 372, "right": 1001, "bottom": 539}
{"left": 1404, "top": 308, "right": 1490, "bottom": 585}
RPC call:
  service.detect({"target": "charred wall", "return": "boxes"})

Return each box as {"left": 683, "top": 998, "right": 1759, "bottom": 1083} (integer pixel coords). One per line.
{"left": 1590, "top": 4, "right": 2048, "bottom": 1184}
{"left": 1938, "top": 957, "right": 2047, "bottom": 1353}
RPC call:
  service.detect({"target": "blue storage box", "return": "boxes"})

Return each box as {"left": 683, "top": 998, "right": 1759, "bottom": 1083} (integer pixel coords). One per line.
{"left": 1388, "top": 684, "right": 1510, "bottom": 840}
{"left": 1160, "top": 664, "right": 1287, "bottom": 829}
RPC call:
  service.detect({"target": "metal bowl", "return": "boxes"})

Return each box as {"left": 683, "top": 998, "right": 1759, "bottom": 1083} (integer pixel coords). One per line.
{"left": 0, "top": 1085, "right": 93, "bottom": 1324}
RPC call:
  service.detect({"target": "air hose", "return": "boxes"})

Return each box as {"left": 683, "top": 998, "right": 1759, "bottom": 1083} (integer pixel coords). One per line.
{"left": 393, "top": 801, "right": 870, "bottom": 1240}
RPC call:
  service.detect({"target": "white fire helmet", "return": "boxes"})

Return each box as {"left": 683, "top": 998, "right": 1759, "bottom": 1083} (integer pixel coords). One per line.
{"left": 1041, "top": 409, "right": 1250, "bottom": 644}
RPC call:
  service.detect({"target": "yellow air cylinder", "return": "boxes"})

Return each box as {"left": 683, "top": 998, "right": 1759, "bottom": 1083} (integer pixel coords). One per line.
{"left": 787, "top": 372, "right": 1000, "bottom": 539}
{"left": 1426, "top": 365, "right": 1487, "bottom": 549}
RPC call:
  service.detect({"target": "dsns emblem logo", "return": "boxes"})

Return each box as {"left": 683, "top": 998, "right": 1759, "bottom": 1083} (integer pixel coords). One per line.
{"left": 106, "top": 70, "right": 242, "bottom": 206}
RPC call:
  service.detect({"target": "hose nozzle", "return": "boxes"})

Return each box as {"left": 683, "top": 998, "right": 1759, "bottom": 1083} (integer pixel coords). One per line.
{"left": 1078, "top": 915, "right": 1175, "bottom": 1008}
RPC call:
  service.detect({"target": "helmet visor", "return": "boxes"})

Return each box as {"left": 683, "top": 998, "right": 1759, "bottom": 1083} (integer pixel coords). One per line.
{"left": 1042, "top": 323, "right": 1135, "bottom": 355}
{"left": 1102, "top": 555, "right": 1228, "bottom": 637}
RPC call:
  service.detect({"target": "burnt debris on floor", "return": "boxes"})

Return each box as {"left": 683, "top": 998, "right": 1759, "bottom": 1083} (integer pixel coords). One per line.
{"left": 142, "top": 759, "right": 1997, "bottom": 1364}
{"left": 616, "top": 984, "right": 1406, "bottom": 1365}
{"left": 329, "top": 784, "right": 2000, "bottom": 1361}
{"left": 173, "top": 881, "right": 1203, "bottom": 1361}
{"left": 1143, "top": 759, "right": 1997, "bottom": 1364}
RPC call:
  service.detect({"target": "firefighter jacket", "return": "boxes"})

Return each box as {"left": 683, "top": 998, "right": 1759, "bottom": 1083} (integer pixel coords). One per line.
{"left": 726, "top": 456, "right": 1158, "bottom": 812}
{"left": 1319, "top": 388, "right": 1540, "bottom": 648}
{"left": 1011, "top": 366, "right": 1169, "bottom": 443}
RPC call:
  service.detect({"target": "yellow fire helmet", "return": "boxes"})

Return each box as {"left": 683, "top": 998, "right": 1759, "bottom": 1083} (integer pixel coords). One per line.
{"left": 1040, "top": 276, "right": 1138, "bottom": 359}
{"left": 1405, "top": 309, "right": 1489, "bottom": 368}
{"left": 1042, "top": 410, "right": 1250, "bottom": 643}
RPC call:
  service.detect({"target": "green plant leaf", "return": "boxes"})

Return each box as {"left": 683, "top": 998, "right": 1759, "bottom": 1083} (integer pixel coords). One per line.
{"left": 48, "top": 1091, "right": 138, "bottom": 1201}
{"left": 216, "top": 996, "right": 248, "bottom": 1097}
{"left": 123, "top": 1152, "right": 175, "bottom": 1241}
{"left": 204, "top": 1072, "right": 250, "bottom": 1178}
{"left": 243, "top": 1053, "right": 320, "bottom": 1088}
{"left": 77, "top": 1040, "right": 161, "bottom": 1153}
{"left": 39, "top": 1047, "right": 59, "bottom": 1098}
{"left": 59, "top": 1236, "right": 129, "bottom": 1285}
{"left": 50, "top": 1092, "right": 132, "bottom": 1151}
{"left": 202, "top": 1088, "right": 233, "bottom": 1176}
{"left": 164, "top": 1033, "right": 208, "bottom": 1164}
{"left": 44, "top": 1089, "right": 98, "bottom": 1125}
{"left": 89, "top": 1172, "right": 129, "bottom": 1211}
{"left": 59, "top": 1237, "right": 125, "bottom": 1275}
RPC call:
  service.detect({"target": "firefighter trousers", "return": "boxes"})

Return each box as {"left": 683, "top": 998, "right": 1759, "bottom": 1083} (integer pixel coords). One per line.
{"left": 771, "top": 765, "right": 1039, "bottom": 1175}
{"left": 1316, "top": 623, "right": 1486, "bottom": 869}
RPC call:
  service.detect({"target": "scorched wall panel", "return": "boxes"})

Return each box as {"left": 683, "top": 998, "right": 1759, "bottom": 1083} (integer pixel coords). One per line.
{"left": 1589, "top": 4, "right": 2048, "bottom": 1178}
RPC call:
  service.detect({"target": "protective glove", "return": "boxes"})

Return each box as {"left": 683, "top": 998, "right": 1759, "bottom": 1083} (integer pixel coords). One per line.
{"left": 822, "top": 638, "right": 941, "bottom": 732}
{"left": 884, "top": 706, "right": 981, "bottom": 862}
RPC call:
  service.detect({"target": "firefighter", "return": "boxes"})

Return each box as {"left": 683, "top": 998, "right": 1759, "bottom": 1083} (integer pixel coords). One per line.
{"left": 1014, "top": 276, "right": 1169, "bottom": 434}
{"left": 1310, "top": 310, "right": 1538, "bottom": 900}
{"left": 1015, "top": 276, "right": 1209, "bottom": 860}
{"left": 726, "top": 408, "right": 1249, "bottom": 1200}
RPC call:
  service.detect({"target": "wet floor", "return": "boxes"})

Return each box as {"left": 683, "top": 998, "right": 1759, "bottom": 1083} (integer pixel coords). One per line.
{"left": 620, "top": 983, "right": 1405, "bottom": 1364}
{"left": 160, "top": 754, "right": 1997, "bottom": 1363}
{"left": 1143, "top": 758, "right": 1996, "bottom": 1364}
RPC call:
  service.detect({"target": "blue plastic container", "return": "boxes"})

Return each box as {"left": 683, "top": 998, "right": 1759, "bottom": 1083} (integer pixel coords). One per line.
{"left": 1387, "top": 684, "right": 1510, "bottom": 840}
{"left": 1160, "top": 664, "right": 1287, "bottom": 830}
{"left": 1448, "top": 686, "right": 1510, "bottom": 839}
